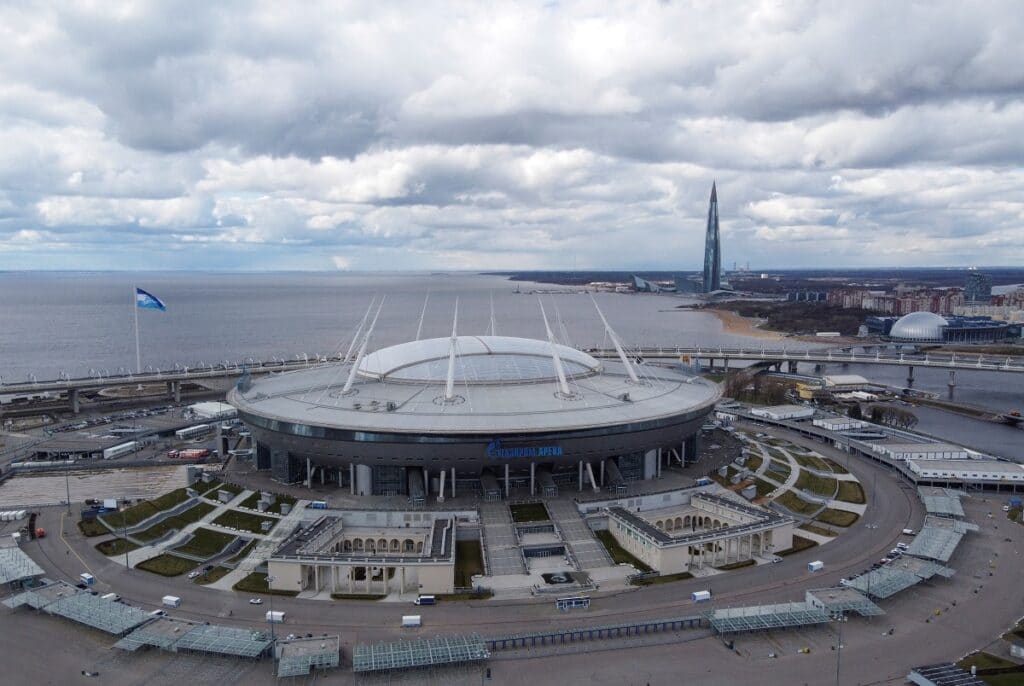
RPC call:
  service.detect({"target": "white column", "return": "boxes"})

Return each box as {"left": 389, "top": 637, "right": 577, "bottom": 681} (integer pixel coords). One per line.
{"left": 505, "top": 463, "right": 510, "bottom": 497}
{"left": 531, "top": 462, "right": 536, "bottom": 496}
{"left": 599, "top": 460, "right": 605, "bottom": 486}
{"left": 451, "top": 468, "right": 456, "bottom": 499}
{"left": 585, "top": 462, "right": 599, "bottom": 492}
{"left": 355, "top": 465, "right": 372, "bottom": 496}
{"left": 577, "top": 461, "right": 583, "bottom": 492}
{"left": 438, "top": 469, "right": 446, "bottom": 503}
{"left": 320, "top": 466, "right": 325, "bottom": 485}
{"left": 350, "top": 464, "right": 355, "bottom": 495}
{"left": 424, "top": 468, "right": 429, "bottom": 495}
{"left": 348, "top": 567, "right": 354, "bottom": 593}
{"left": 306, "top": 458, "right": 312, "bottom": 488}
{"left": 401, "top": 567, "right": 407, "bottom": 594}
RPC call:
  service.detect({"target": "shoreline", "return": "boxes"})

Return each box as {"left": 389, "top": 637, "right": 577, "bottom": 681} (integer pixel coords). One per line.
{"left": 706, "top": 309, "right": 785, "bottom": 341}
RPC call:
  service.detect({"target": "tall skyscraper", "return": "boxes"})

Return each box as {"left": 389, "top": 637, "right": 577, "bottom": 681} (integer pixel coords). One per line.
{"left": 964, "top": 271, "right": 992, "bottom": 303}
{"left": 702, "top": 182, "right": 721, "bottom": 293}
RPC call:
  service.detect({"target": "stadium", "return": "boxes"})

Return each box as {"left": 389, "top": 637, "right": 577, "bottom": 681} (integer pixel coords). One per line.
{"left": 228, "top": 309, "right": 720, "bottom": 500}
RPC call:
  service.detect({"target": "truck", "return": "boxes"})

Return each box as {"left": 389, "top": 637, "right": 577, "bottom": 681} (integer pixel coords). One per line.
{"left": 808, "top": 560, "right": 824, "bottom": 572}
{"left": 176, "top": 449, "right": 210, "bottom": 460}
{"left": 265, "top": 611, "right": 286, "bottom": 623}
{"left": 401, "top": 615, "right": 422, "bottom": 628}
{"left": 79, "top": 573, "right": 95, "bottom": 586}
{"left": 691, "top": 590, "right": 711, "bottom": 603}
{"left": 413, "top": 595, "right": 436, "bottom": 606}
{"left": 103, "top": 441, "right": 138, "bottom": 460}
{"left": 161, "top": 595, "right": 182, "bottom": 608}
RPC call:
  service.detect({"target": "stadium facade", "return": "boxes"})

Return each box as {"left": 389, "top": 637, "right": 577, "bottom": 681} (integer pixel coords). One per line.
{"left": 229, "top": 308, "right": 720, "bottom": 500}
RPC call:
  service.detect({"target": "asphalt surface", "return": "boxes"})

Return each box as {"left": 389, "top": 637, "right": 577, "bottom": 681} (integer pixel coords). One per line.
{"left": 3, "top": 424, "right": 1023, "bottom": 685}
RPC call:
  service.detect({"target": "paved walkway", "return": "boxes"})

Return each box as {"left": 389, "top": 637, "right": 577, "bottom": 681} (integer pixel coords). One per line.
{"left": 479, "top": 502, "right": 526, "bottom": 576}
{"left": 545, "top": 500, "right": 612, "bottom": 570}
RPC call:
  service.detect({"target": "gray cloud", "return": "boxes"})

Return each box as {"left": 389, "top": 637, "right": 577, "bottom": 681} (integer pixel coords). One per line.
{"left": 0, "top": 0, "right": 1022, "bottom": 271}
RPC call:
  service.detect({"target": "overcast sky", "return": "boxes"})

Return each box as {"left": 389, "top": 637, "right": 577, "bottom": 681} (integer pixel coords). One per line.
{"left": 1, "top": 1, "right": 1022, "bottom": 272}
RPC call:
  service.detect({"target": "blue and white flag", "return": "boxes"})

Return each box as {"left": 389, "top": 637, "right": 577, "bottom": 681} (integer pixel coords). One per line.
{"left": 135, "top": 287, "right": 167, "bottom": 311}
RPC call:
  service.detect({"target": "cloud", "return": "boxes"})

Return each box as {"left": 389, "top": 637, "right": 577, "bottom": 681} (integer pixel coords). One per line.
{"left": 0, "top": 0, "right": 1022, "bottom": 270}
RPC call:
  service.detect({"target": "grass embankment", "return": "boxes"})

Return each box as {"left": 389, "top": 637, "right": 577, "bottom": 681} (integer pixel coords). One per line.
{"left": 509, "top": 502, "right": 550, "bottom": 523}
{"left": 794, "top": 471, "right": 838, "bottom": 497}
{"left": 454, "top": 540, "right": 484, "bottom": 588}
{"left": 233, "top": 572, "right": 299, "bottom": 596}
{"left": 836, "top": 481, "right": 866, "bottom": 504}
{"left": 77, "top": 519, "right": 110, "bottom": 537}
{"left": 136, "top": 554, "right": 196, "bottom": 577}
{"left": 957, "top": 651, "right": 1019, "bottom": 671}
{"left": 798, "top": 523, "right": 836, "bottom": 538}
{"left": 238, "top": 491, "right": 298, "bottom": 514}
{"left": 753, "top": 478, "right": 777, "bottom": 497}
{"left": 823, "top": 458, "right": 849, "bottom": 474}
{"left": 1007, "top": 508, "right": 1021, "bottom": 523}
{"left": 767, "top": 447, "right": 790, "bottom": 462}
{"left": 768, "top": 460, "right": 792, "bottom": 480}
{"left": 204, "top": 481, "right": 244, "bottom": 500}
{"left": 95, "top": 538, "right": 139, "bottom": 556}
{"left": 213, "top": 509, "right": 278, "bottom": 534}
{"left": 793, "top": 453, "right": 831, "bottom": 472}
{"left": 194, "top": 566, "right": 232, "bottom": 585}
{"left": 716, "top": 559, "right": 756, "bottom": 571}
{"left": 173, "top": 528, "right": 236, "bottom": 558}
{"left": 777, "top": 536, "right": 818, "bottom": 556}
{"left": 744, "top": 453, "right": 763, "bottom": 471}
{"left": 134, "top": 502, "right": 216, "bottom": 543}
{"left": 774, "top": 490, "right": 820, "bottom": 516}
{"left": 631, "top": 572, "right": 694, "bottom": 586}
{"left": 227, "top": 538, "right": 258, "bottom": 565}
{"left": 99, "top": 488, "right": 191, "bottom": 528}
{"left": 595, "top": 530, "right": 653, "bottom": 573}
{"left": 815, "top": 509, "right": 860, "bottom": 527}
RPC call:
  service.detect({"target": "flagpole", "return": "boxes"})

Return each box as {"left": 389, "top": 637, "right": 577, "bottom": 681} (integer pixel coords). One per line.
{"left": 133, "top": 285, "right": 142, "bottom": 375}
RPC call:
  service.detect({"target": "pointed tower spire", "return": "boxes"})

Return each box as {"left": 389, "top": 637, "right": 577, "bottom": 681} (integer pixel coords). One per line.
{"left": 703, "top": 181, "right": 721, "bottom": 293}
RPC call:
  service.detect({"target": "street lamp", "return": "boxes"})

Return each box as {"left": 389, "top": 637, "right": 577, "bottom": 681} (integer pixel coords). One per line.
{"left": 833, "top": 611, "right": 848, "bottom": 685}
{"left": 266, "top": 575, "right": 275, "bottom": 642}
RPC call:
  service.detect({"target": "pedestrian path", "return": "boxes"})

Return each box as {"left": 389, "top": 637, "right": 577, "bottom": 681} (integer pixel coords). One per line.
{"left": 479, "top": 502, "right": 526, "bottom": 576}
{"left": 545, "top": 500, "right": 612, "bottom": 570}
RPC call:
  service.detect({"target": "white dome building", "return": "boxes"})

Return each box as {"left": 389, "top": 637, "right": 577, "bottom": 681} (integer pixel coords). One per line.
{"left": 889, "top": 311, "right": 948, "bottom": 342}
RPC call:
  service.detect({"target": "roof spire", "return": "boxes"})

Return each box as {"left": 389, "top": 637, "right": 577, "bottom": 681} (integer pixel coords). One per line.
{"left": 538, "top": 298, "right": 572, "bottom": 397}
{"left": 710, "top": 180, "right": 717, "bottom": 202}
{"left": 590, "top": 295, "right": 640, "bottom": 383}
{"left": 444, "top": 298, "right": 459, "bottom": 401}
{"left": 342, "top": 296, "right": 385, "bottom": 394}
{"left": 343, "top": 298, "right": 375, "bottom": 362}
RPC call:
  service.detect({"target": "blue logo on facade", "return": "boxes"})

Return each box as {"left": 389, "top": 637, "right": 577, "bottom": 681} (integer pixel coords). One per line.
{"left": 486, "top": 439, "right": 563, "bottom": 459}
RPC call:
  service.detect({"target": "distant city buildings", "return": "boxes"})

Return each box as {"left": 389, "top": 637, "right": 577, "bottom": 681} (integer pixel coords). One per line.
{"left": 786, "top": 290, "right": 827, "bottom": 303}
{"left": 826, "top": 286, "right": 964, "bottom": 316}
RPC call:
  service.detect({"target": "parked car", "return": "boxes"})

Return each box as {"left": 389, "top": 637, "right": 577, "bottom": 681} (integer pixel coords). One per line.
{"left": 249, "top": 598, "right": 263, "bottom": 605}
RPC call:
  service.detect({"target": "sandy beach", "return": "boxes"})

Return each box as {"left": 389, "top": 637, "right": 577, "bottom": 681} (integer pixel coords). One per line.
{"left": 707, "top": 309, "right": 785, "bottom": 341}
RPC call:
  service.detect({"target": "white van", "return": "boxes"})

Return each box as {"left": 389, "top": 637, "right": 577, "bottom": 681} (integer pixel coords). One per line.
{"left": 100, "top": 593, "right": 120, "bottom": 602}
{"left": 401, "top": 615, "right": 422, "bottom": 628}
{"left": 413, "top": 595, "right": 436, "bottom": 606}
{"left": 902, "top": 529, "right": 915, "bottom": 536}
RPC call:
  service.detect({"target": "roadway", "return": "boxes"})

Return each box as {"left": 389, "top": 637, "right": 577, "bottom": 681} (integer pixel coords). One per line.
{"left": 5, "top": 424, "right": 1023, "bottom": 684}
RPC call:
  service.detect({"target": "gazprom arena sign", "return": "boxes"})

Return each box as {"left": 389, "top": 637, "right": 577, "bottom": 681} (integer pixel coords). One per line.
{"left": 486, "top": 439, "right": 563, "bottom": 459}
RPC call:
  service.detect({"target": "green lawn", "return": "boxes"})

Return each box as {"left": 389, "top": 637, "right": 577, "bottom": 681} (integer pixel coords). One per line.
{"left": 767, "top": 459, "right": 792, "bottom": 480}
{"left": 631, "top": 571, "right": 694, "bottom": 586}
{"left": 454, "top": 540, "right": 484, "bottom": 587}
{"left": 793, "top": 452, "right": 831, "bottom": 472}
{"left": 99, "top": 487, "right": 192, "bottom": 528}
{"left": 744, "top": 453, "right": 763, "bottom": 471}
{"left": 836, "top": 481, "right": 866, "bottom": 504}
{"left": 823, "top": 458, "right": 850, "bottom": 474}
{"left": 957, "top": 651, "right": 1019, "bottom": 671}
{"left": 794, "top": 470, "right": 838, "bottom": 497}
{"left": 815, "top": 508, "right": 860, "bottom": 527}
{"left": 233, "top": 572, "right": 299, "bottom": 596}
{"left": 77, "top": 519, "right": 110, "bottom": 537}
{"left": 753, "top": 478, "right": 777, "bottom": 497}
{"left": 203, "top": 481, "right": 244, "bottom": 500}
{"left": 798, "top": 523, "right": 836, "bottom": 538}
{"left": 774, "top": 490, "right": 821, "bottom": 515}
{"left": 777, "top": 536, "right": 818, "bottom": 556}
{"left": 173, "top": 527, "right": 236, "bottom": 558}
{"left": 595, "top": 530, "right": 653, "bottom": 572}
{"left": 213, "top": 509, "right": 278, "bottom": 534}
{"left": 194, "top": 566, "right": 232, "bottom": 585}
{"left": 95, "top": 538, "right": 139, "bottom": 556}
{"left": 1008, "top": 508, "right": 1021, "bottom": 523}
{"left": 133, "top": 502, "right": 216, "bottom": 543}
{"left": 767, "top": 447, "right": 790, "bottom": 462}
{"left": 227, "top": 538, "right": 258, "bottom": 565}
{"left": 136, "top": 554, "right": 196, "bottom": 577}
{"left": 509, "top": 502, "right": 550, "bottom": 522}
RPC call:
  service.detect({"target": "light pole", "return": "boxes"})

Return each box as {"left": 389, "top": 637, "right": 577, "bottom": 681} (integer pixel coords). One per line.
{"left": 266, "top": 575, "right": 275, "bottom": 642}
{"left": 834, "top": 611, "right": 847, "bottom": 685}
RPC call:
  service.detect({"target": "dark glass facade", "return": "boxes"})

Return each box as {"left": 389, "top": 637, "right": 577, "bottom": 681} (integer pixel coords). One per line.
{"left": 702, "top": 182, "right": 721, "bottom": 293}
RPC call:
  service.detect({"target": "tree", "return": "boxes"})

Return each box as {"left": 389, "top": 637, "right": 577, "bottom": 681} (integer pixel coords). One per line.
{"left": 848, "top": 404, "right": 863, "bottom": 420}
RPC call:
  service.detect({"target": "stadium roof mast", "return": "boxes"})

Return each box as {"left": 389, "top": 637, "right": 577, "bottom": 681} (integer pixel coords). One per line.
{"left": 342, "top": 297, "right": 385, "bottom": 394}
{"left": 590, "top": 296, "right": 640, "bottom": 383}
{"left": 414, "top": 292, "right": 429, "bottom": 341}
{"left": 488, "top": 292, "right": 497, "bottom": 337}
{"left": 538, "top": 299, "right": 572, "bottom": 397}
{"left": 444, "top": 298, "right": 459, "bottom": 402}
{"left": 343, "top": 299, "right": 376, "bottom": 362}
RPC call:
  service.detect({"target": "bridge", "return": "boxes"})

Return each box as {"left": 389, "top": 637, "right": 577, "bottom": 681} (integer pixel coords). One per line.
{"left": 2, "top": 346, "right": 1022, "bottom": 415}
